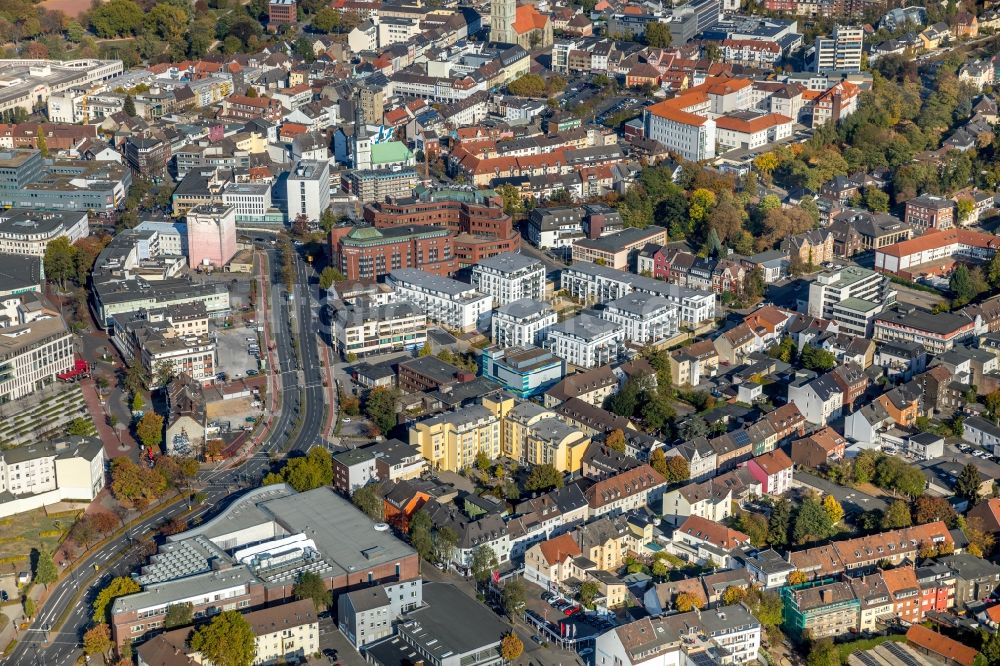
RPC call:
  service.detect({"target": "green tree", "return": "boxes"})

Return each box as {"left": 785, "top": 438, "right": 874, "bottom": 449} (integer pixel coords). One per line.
{"left": 279, "top": 446, "right": 334, "bottom": 492}
{"left": 470, "top": 545, "right": 499, "bottom": 584}
{"left": 418, "top": 341, "right": 433, "bottom": 357}
{"left": 293, "top": 571, "right": 332, "bottom": 611}
{"left": 44, "top": 236, "right": 77, "bottom": 291}
{"left": 312, "top": 6, "right": 342, "bottom": 32}
{"left": 853, "top": 450, "right": 878, "bottom": 484}
{"left": 768, "top": 336, "right": 797, "bottom": 363}
{"left": 350, "top": 483, "right": 383, "bottom": 521}
{"left": 88, "top": 0, "right": 144, "bottom": 37}
{"left": 501, "top": 579, "right": 526, "bottom": 618}
{"left": 92, "top": 576, "right": 141, "bottom": 624}
{"left": 799, "top": 344, "right": 836, "bottom": 372}
{"left": 409, "top": 508, "right": 435, "bottom": 561}
{"left": 22, "top": 596, "right": 35, "bottom": 619}
{"left": 365, "top": 386, "right": 399, "bottom": 435}
{"left": 525, "top": 463, "right": 563, "bottom": 492}
{"left": 34, "top": 549, "right": 57, "bottom": 588}
{"left": 318, "top": 266, "right": 345, "bottom": 290}
{"left": 950, "top": 264, "right": 980, "bottom": 307}
{"left": 579, "top": 580, "right": 600, "bottom": 609}
{"left": 35, "top": 126, "right": 47, "bottom": 158}
{"left": 645, "top": 21, "right": 671, "bottom": 47}
{"left": 735, "top": 510, "right": 769, "bottom": 547}
{"left": 721, "top": 585, "right": 747, "bottom": 606}
{"left": 164, "top": 602, "right": 194, "bottom": 629}
{"left": 987, "top": 252, "right": 1000, "bottom": 289}
{"left": 863, "top": 187, "right": 890, "bottom": 212}
{"left": 882, "top": 499, "right": 913, "bottom": 529}
{"left": 745, "top": 587, "right": 783, "bottom": 627}
{"left": 495, "top": 183, "right": 523, "bottom": 217}
{"left": 957, "top": 197, "right": 975, "bottom": 224}
{"left": 136, "top": 412, "right": 164, "bottom": 450}
{"left": 957, "top": 462, "right": 982, "bottom": 505}
{"left": 807, "top": 638, "right": 840, "bottom": 666}
{"left": 792, "top": 495, "right": 834, "bottom": 545}
{"left": 507, "top": 73, "right": 546, "bottom": 97}
{"left": 66, "top": 417, "right": 93, "bottom": 436}
{"left": 674, "top": 592, "right": 703, "bottom": 612}
{"left": 767, "top": 498, "right": 792, "bottom": 547}
{"left": 190, "top": 610, "right": 257, "bottom": 666}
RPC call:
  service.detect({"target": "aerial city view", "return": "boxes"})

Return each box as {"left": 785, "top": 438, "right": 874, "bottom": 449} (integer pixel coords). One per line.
{"left": 1, "top": 0, "right": 1000, "bottom": 664}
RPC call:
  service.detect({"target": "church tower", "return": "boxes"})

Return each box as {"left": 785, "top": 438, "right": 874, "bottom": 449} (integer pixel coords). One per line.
{"left": 490, "top": 0, "right": 517, "bottom": 44}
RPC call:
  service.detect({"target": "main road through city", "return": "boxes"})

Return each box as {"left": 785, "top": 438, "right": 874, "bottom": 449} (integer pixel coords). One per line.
{"left": 6, "top": 248, "right": 329, "bottom": 666}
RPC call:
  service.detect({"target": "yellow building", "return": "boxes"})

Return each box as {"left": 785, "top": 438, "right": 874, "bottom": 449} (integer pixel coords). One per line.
{"left": 484, "top": 396, "right": 590, "bottom": 474}
{"left": 408, "top": 404, "right": 500, "bottom": 472}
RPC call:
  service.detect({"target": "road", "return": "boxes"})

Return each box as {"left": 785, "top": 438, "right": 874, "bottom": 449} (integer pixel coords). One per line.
{"left": 6, "top": 248, "right": 330, "bottom": 666}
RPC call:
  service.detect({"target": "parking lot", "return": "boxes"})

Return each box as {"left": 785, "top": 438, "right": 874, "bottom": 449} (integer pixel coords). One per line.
{"left": 214, "top": 323, "right": 263, "bottom": 381}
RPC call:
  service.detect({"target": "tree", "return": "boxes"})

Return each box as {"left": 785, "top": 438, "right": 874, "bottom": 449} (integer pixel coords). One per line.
{"left": 966, "top": 516, "right": 996, "bottom": 558}
{"left": 34, "top": 550, "right": 57, "bottom": 588}
{"left": 500, "top": 633, "right": 524, "bottom": 662}
{"left": 882, "top": 499, "right": 913, "bottom": 529}
{"left": 470, "top": 545, "right": 499, "bottom": 584}
{"left": 88, "top": 0, "right": 144, "bottom": 37}
{"left": 507, "top": 73, "right": 546, "bottom": 97}
{"left": 721, "top": 585, "right": 747, "bottom": 606}
{"left": 768, "top": 498, "right": 793, "bottom": 548}
{"left": 346, "top": 482, "right": 382, "bottom": 522}
{"left": 663, "top": 455, "right": 689, "bottom": 484}
{"left": 44, "top": 236, "right": 76, "bottom": 291}
{"left": 606, "top": 429, "right": 627, "bottom": 452}
{"left": 525, "top": 463, "right": 563, "bottom": 492}
{"left": 365, "top": 386, "right": 399, "bottom": 435}
{"left": 745, "top": 587, "right": 783, "bottom": 627}
{"left": 164, "top": 602, "right": 193, "bottom": 629}
{"left": 280, "top": 447, "right": 334, "bottom": 492}
{"left": 294, "top": 571, "right": 332, "bottom": 611}
{"left": 950, "top": 264, "right": 981, "bottom": 307}
{"left": 753, "top": 152, "right": 779, "bottom": 177}
{"left": 735, "top": 510, "right": 769, "bottom": 547}
{"left": 792, "top": 495, "right": 834, "bottom": 544}
{"left": 23, "top": 597, "right": 35, "bottom": 619}
{"left": 822, "top": 495, "right": 844, "bottom": 525}
{"left": 807, "top": 638, "right": 840, "bottom": 666}
{"left": 800, "top": 344, "right": 836, "bottom": 372}
{"left": 83, "top": 623, "right": 113, "bottom": 659}
{"left": 853, "top": 450, "right": 878, "bottom": 484}
{"left": 650, "top": 448, "right": 669, "bottom": 477}
{"left": 988, "top": 252, "right": 1000, "bottom": 290}
{"left": 769, "top": 336, "right": 797, "bottom": 363}
{"left": 645, "top": 21, "right": 671, "bottom": 47}
{"left": 92, "top": 576, "right": 141, "bottom": 624}
{"left": 957, "top": 197, "right": 975, "bottom": 223}
{"left": 579, "top": 580, "right": 600, "bottom": 609}
{"left": 70, "top": 516, "right": 97, "bottom": 548}
{"left": 66, "top": 417, "right": 93, "bottom": 436}
{"left": 674, "top": 592, "right": 703, "bottom": 612}
{"left": 409, "top": 509, "right": 435, "bottom": 561}
{"left": 190, "top": 611, "right": 257, "bottom": 666}
{"left": 318, "top": 266, "right": 344, "bottom": 290}
{"left": 501, "top": 579, "right": 526, "bottom": 618}
{"left": 864, "top": 187, "right": 890, "bottom": 213}
{"left": 914, "top": 495, "right": 957, "bottom": 526}
{"left": 495, "top": 184, "right": 523, "bottom": 217}
{"left": 136, "top": 412, "right": 164, "bottom": 450}
{"left": 131, "top": 393, "right": 144, "bottom": 413}
{"left": 957, "top": 462, "right": 982, "bottom": 504}
{"left": 418, "top": 341, "right": 433, "bottom": 357}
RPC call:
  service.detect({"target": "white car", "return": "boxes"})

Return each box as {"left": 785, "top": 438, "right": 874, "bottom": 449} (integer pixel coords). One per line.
{"left": 342, "top": 417, "right": 351, "bottom": 423}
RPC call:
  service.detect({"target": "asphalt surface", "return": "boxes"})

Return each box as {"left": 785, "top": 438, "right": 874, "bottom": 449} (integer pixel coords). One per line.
{"left": 6, "top": 248, "right": 329, "bottom": 666}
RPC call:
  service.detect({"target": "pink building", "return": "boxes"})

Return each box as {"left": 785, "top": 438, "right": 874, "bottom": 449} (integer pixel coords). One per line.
{"left": 187, "top": 204, "right": 237, "bottom": 268}
{"left": 745, "top": 449, "right": 793, "bottom": 495}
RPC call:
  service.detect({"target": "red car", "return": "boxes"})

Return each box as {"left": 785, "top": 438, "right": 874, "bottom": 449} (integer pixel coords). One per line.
{"left": 563, "top": 605, "right": 581, "bottom": 616}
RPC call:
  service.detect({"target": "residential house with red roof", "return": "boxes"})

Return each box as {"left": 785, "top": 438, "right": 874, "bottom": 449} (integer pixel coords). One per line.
{"left": 745, "top": 449, "right": 793, "bottom": 495}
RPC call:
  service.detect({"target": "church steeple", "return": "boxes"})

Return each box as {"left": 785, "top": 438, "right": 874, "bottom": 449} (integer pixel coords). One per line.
{"left": 490, "top": 0, "right": 517, "bottom": 44}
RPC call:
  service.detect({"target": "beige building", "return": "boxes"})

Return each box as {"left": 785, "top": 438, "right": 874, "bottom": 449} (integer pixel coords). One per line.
{"left": 571, "top": 226, "right": 670, "bottom": 270}
{"left": 543, "top": 365, "right": 618, "bottom": 408}
{"left": 0, "top": 436, "right": 105, "bottom": 518}
{"left": 668, "top": 339, "right": 719, "bottom": 387}
{"left": 486, "top": 396, "right": 590, "bottom": 474}
{"left": 408, "top": 404, "right": 500, "bottom": 472}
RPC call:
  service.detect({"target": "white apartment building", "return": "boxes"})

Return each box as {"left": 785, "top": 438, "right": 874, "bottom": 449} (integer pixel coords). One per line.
{"left": 470, "top": 252, "right": 545, "bottom": 306}
{"left": 600, "top": 292, "right": 679, "bottom": 345}
{"left": 492, "top": 299, "right": 557, "bottom": 348}
{"left": 111, "top": 303, "right": 217, "bottom": 387}
{"left": 526, "top": 207, "right": 584, "bottom": 254}
{"left": 338, "top": 579, "right": 423, "bottom": 648}
{"left": 643, "top": 105, "right": 716, "bottom": 162}
{"left": 715, "top": 112, "right": 793, "bottom": 152}
{"left": 559, "top": 262, "right": 716, "bottom": 326}
{"left": 546, "top": 313, "right": 623, "bottom": 368}
{"left": 333, "top": 301, "right": 428, "bottom": 358}
{"left": 0, "top": 294, "right": 75, "bottom": 403}
{"left": 378, "top": 17, "right": 421, "bottom": 46}
{"left": 286, "top": 159, "right": 330, "bottom": 222}
{"left": 815, "top": 25, "right": 863, "bottom": 73}
{"left": 0, "top": 209, "right": 89, "bottom": 257}
{"left": 222, "top": 182, "right": 273, "bottom": 222}
{"left": 806, "top": 265, "right": 894, "bottom": 334}
{"left": 0, "top": 436, "right": 105, "bottom": 518}
{"left": 386, "top": 268, "right": 493, "bottom": 333}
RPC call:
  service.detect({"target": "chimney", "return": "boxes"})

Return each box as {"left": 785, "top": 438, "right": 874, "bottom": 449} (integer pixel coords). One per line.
{"left": 820, "top": 589, "right": 830, "bottom": 603}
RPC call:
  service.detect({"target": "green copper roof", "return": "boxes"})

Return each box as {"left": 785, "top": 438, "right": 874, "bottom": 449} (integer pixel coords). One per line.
{"left": 349, "top": 226, "right": 383, "bottom": 240}
{"left": 371, "top": 141, "right": 413, "bottom": 165}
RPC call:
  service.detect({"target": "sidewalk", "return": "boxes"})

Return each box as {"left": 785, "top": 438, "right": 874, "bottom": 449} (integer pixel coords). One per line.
{"left": 80, "top": 377, "right": 135, "bottom": 459}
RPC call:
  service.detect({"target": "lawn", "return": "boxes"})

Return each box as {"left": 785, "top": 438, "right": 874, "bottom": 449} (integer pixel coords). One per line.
{"left": 0, "top": 508, "right": 80, "bottom": 567}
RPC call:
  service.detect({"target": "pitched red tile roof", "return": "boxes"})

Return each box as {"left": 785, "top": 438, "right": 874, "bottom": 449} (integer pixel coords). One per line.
{"left": 513, "top": 4, "right": 549, "bottom": 34}
{"left": 906, "top": 624, "right": 979, "bottom": 666}
{"left": 676, "top": 515, "right": 749, "bottom": 549}
{"left": 538, "top": 532, "right": 582, "bottom": 565}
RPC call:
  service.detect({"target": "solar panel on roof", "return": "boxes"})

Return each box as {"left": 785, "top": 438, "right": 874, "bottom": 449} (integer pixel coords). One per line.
{"left": 884, "top": 642, "right": 922, "bottom": 666}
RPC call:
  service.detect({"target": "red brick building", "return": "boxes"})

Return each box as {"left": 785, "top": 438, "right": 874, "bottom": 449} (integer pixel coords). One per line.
{"left": 362, "top": 191, "right": 520, "bottom": 267}
{"left": 905, "top": 195, "right": 955, "bottom": 231}
{"left": 330, "top": 224, "right": 458, "bottom": 281}
{"left": 269, "top": 0, "right": 297, "bottom": 25}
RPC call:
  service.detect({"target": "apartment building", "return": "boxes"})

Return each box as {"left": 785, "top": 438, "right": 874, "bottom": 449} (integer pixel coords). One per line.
{"left": 286, "top": 159, "right": 330, "bottom": 222}
{"left": 492, "top": 299, "right": 557, "bottom": 348}
{"left": 494, "top": 398, "right": 591, "bottom": 473}
{"left": 782, "top": 580, "right": 859, "bottom": 639}
{"left": 386, "top": 269, "right": 493, "bottom": 333}
{"left": 571, "top": 226, "right": 670, "bottom": 271}
{"left": 905, "top": 195, "right": 955, "bottom": 231}
{"left": 806, "top": 265, "right": 895, "bottom": 336}
{"left": 0, "top": 436, "right": 105, "bottom": 518}
{"left": 337, "top": 579, "right": 423, "bottom": 648}
{"left": 814, "top": 25, "right": 863, "bottom": 73}
{"left": 600, "top": 292, "right": 679, "bottom": 345}
{"left": 874, "top": 305, "right": 976, "bottom": 354}
{"left": 546, "top": 313, "right": 624, "bottom": 369}
{"left": 470, "top": 252, "right": 545, "bottom": 306}
{"left": 110, "top": 302, "right": 216, "bottom": 387}
{"left": 408, "top": 404, "right": 500, "bottom": 472}
{"left": 0, "top": 209, "right": 89, "bottom": 257}
{"left": 0, "top": 294, "right": 75, "bottom": 403}
{"left": 332, "top": 300, "right": 427, "bottom": 359}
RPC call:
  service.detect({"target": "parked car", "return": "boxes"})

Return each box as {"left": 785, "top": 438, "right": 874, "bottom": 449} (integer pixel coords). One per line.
{"left": 563, "top": 605, "right": 581, "bottom": 616}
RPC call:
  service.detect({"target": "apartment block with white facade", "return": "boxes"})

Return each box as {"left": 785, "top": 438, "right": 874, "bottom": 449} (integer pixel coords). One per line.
{"left": 0, "top": 436, "right": 105, "bottom": 518}
{"left": 807, "top": 265, "right": 894, "bottom": 335}
{"left": 332, "top": 300, "right": 428, "bottom": 358}
{"left": 600, "top": 292, "right": 679, "bottom": 345}
{"left": 546, "top": 313, "right": 624, "bottom": 368}
{"left": 470, "top": 252, "right": 545, "bottom": 306}
{"left": 286, "top": 159, "right": 330, "bottom": 222}
{"left": 222, "top": 181, "right": 273, "bottom": 223}
{"left": 0, "top": 209, "right": 89, "bottom": 257}
{"left": 492, "top": 299, "right": 557, "bottom": 348}
{"left": 387, "top": 268, "right": 493, "bottom": 333}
